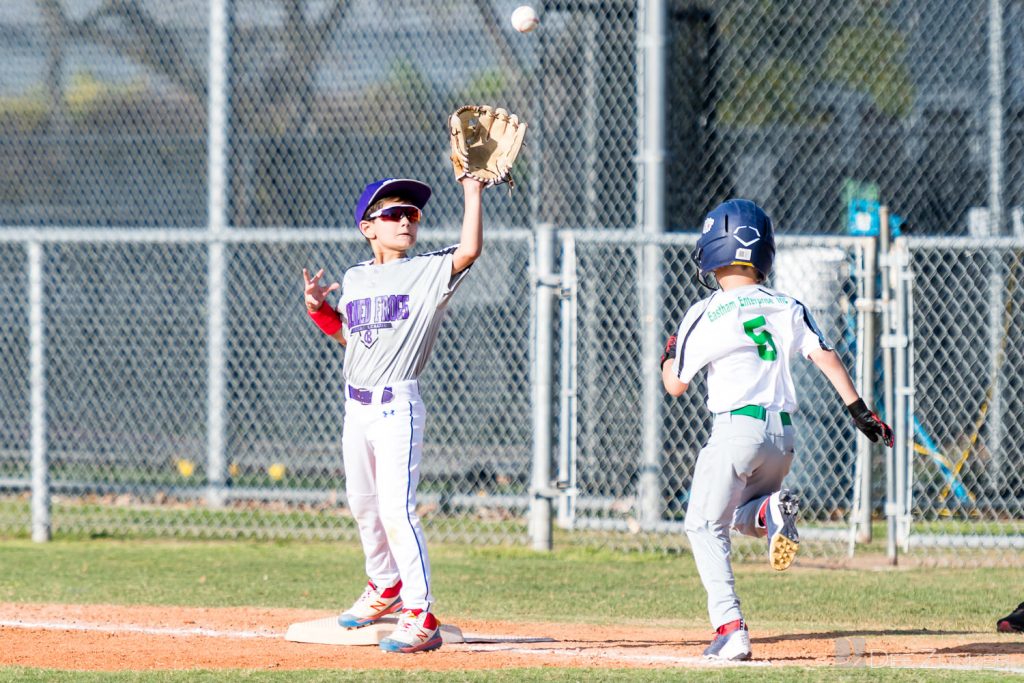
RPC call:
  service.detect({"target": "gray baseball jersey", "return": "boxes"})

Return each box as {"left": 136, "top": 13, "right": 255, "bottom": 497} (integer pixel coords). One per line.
{"left": 339, "top": 246, "right": 469, "bottom": 387}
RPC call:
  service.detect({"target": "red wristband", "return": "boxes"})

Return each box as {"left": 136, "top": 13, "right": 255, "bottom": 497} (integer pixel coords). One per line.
{"left": 308, "top": 303, "right": 342, "bottom": 335}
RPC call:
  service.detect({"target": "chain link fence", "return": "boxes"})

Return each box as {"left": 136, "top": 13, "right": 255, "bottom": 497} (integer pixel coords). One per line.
{"left": 0, "top": 229, "right": 880, "bottom": 561}
{"left": 5, "top": 1, "right": 1024, "bottom": 235}
{"left": 897, "top": 237, "right": 1024, "bottom": 564}
{"left": 2, "top": 1, "right": 1023, "bottom": 563}
{"left": 0, "top": 230, "right": 535, "bottom": 542}
{"left": 563, "top": 232, "right": 877, "bottom": 560}
{"left": 2, "top": 229, "right": 1023, "bottom": 565}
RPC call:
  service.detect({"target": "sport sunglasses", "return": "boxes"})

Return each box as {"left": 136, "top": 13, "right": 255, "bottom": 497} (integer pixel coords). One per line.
{"left": 366, "top": 204, "right": 422, "bottom": 222}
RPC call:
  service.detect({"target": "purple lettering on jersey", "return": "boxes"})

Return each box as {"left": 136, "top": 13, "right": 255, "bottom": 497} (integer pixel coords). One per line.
{"left": 379, "top": 294, "right": 410, "bottom": 323}
{"left": 348, "top": 294, "right": 411, "bottom": 348}
{"left": 346, "top": 298, "right": 372, "bottom": 326}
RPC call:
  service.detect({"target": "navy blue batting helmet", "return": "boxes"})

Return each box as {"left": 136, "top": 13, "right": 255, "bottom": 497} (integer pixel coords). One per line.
{"left": 692, "top": 199, "right": 775, "bottom": 287}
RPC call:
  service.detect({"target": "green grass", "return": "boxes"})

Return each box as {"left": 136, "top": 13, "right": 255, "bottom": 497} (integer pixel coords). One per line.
{"left": 3, "top": 499, "right": 1020, "bottom": 556}
{"left": 0, "top": 539, "right": 1019, "bottom": 631}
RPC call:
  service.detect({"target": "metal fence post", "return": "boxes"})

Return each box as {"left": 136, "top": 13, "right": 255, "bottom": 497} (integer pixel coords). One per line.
{"left": 637, "top": 0, "right": 667, "bottom": 527}
{"left": 853, "top": 240, "right": 878, "bottom": 545}
{"left": 638, "top": 242, "right": 663, "bottom": 527}
{"left": 205, "top": 0, "right": 230, "bottom": 508}
{"left": 893, "top": 237, "right": 911, "bottom": 552}
{"left": 988, "top": 0, "right": 1005, "bottom": 235}
{"left": 986, "top": 249, "right": 1005, "bottom": 474}
{"left": 900, "top": 238, "right": 918, "bottom": 551}
{"left": 556, "top": 232, "right": 578, "bottom": 529}
{"left": 879, "top": 207, "right": 898, "bottom": 564}
{"left": 28, "top": 241, "right": 50, "bottom": 542}
{"left": 530, "top": 224, "right": 557, "bottom": 550}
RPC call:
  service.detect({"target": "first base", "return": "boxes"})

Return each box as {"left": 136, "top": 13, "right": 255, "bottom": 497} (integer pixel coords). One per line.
{"left": 285, "top": 615, "right": 464, "bottom": 645}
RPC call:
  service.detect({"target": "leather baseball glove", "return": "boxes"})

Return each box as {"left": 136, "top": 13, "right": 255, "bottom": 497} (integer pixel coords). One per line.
{"left": 448, "top": 105, "right": 527, "bottom": 188}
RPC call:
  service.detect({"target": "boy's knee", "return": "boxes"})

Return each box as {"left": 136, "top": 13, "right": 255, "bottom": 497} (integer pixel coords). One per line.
{"left": 378, "top": 504, "right": 415, "bottom": 529}
{"left": 346, "top": 492, "right": 379, "bottom": 516}
{"left": 685, "top": 515, "right": 722, "bottom": 536}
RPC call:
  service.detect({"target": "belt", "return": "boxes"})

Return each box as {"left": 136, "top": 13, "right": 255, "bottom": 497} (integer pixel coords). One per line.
{"left": 347, "top": 385, "right": 394, "bottom": 405}
{"left": 730, "top": 404, "right": 792, "bottom": 426}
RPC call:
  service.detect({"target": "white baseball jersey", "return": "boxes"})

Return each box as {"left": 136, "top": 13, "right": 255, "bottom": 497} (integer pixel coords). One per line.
{"left": 339, "top": 246, "right": 469, "bottom": 387}
{"left": 671, "top": 284, "right": 832, "bottom": 414}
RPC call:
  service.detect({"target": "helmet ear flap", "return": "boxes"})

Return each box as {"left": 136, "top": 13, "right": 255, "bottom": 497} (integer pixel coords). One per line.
{"left": 691, "top": 245, "right": 717, "bottom": 290}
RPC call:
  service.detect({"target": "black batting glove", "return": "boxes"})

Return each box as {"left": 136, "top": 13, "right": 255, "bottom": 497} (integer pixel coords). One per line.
{"left": 660, "top": 335, "right": 677, "bottom": 369}
{"left": 846, "top": 398, "right": 894, "bottom": 448}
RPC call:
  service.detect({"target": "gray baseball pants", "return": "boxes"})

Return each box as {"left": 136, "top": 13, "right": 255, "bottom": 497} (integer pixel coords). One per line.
{"left": 684, "top": 411, "right": 795, "bottom": 628}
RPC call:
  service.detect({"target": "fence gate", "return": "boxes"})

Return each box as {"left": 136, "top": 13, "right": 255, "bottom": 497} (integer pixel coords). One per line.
{"left": 555, "top": 231, "right": 880, "bottom": 560}
{"left": 897, "top": 236, "right": 1024, "bottom": 564}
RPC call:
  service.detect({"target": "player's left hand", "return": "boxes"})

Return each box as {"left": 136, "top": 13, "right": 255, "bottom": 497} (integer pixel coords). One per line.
{"left": 846, "top": 398, "right": 894, "bottom": 447}
{"left": 303, "top": 268, "right": 340, "bottom": 312}
{"left": 449, "top": 105, "right": 527, "bottom": 188}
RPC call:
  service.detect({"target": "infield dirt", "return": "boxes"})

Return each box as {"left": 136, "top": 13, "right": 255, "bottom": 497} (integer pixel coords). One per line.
{"left": 2, "top": 603, "right": 1023, "bottom": 672}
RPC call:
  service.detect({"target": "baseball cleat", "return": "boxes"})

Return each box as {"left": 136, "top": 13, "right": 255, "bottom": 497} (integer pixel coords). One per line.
{"left": 703, "top": 619, "right": 751, "bottom": 661}
{"left": 379, "top": 609, "right": 443, "bottom": 653}
{"left": 997, "top": 602, "right": 1024, "bottom": 633}
{"left": 766, "top": 489, "right": 800, "bottom": 571}
{"left": 338, "top": 579, "right": 403, "bottom": 628}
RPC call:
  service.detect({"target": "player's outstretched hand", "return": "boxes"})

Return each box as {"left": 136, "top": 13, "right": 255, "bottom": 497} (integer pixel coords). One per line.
{"left": 846, "top": 398, "right": 894, "bottom": 447}
{"left": 303, "top": 268, "right": 339, "bottom": 312}
{"left": 660, "top": 335, "right": 677, "bottom": 369}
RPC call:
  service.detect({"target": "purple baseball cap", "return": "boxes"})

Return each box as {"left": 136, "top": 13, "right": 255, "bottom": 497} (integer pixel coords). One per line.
{"left": 354, "top": 178, "right": 432, "bottom": 227}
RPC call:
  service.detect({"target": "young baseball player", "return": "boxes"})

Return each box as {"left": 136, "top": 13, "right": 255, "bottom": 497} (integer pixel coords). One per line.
{"left": 303, "top": 175, "right": 485, "bottom": 653}
{"left": 661, "top": 198, "right": 894, "bottom": 661}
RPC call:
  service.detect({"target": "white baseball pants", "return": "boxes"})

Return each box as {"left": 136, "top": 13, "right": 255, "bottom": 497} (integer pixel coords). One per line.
{"left": 684, "top": 411, "right": 795, "bottom": 628}
{"left": 342, "top": 379, "right": 433, "bottom": 612}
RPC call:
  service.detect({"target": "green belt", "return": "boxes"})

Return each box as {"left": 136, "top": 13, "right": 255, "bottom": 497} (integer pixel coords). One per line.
{"left": 730, "top": 404, "right": 792, "bottom": 426}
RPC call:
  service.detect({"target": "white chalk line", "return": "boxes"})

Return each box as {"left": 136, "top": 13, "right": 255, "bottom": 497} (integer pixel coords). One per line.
{"left": 4, "top": 619, "right": 1023, "bottom": 674}
{"left": 0, "top": 619, "right": 282, "bottom": 640}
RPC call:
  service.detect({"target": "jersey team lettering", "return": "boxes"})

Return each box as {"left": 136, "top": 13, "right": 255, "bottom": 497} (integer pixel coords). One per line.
{"left": 706, "top": 294, "right": 788, "bottom": 322}
{"left": 346, "top": 294, "right": 411, "bottom": 347}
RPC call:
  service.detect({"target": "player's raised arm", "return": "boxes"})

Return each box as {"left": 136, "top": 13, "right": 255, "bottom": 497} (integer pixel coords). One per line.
{"left": 451, "top": 177, "right": 484, "bottom": 275}
{"left": 303, "top": 267, "right": 346, "bottom": 346}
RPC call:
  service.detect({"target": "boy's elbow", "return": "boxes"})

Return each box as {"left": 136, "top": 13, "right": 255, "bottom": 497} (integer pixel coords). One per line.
{"left": 456, "top": 245, "right": 482, "bottom": 266}
{"left": 662, "top": 376, "right": 688, "bottom": 397}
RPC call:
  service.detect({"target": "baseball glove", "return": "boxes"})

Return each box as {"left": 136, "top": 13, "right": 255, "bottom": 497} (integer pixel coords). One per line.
{"left": 448, "top": 105, "right": 527, "bottom": 188}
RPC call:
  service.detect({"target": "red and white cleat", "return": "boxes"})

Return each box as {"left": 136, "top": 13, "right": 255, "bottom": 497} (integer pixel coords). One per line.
{"left": 703, "top": 619, "right": 751, "bottom": 661}
{"left": 379, "top": 609, "right": 443, "bottom": 653}
{"left": 337, "top": 579, "right": 403, "bottom": 628}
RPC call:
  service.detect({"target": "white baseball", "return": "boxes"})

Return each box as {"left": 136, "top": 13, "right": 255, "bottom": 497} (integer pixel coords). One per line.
{"left": 511, "top": 5, "right": 539, "bottom": 33}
